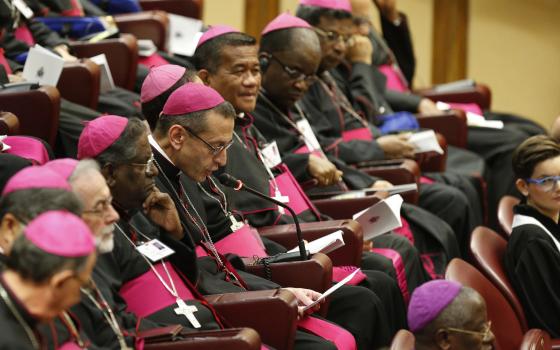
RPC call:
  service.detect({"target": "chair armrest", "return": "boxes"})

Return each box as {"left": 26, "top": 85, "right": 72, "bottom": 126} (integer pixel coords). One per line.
{"left": 0, "top": 112, "right": 20, "bottom": 135}
{"left": 70, "top": 33, "right": 138, "bottom": 91}
{"left": 551, "top": 338, "right": 560, "bottom": 349}
{"left": 58, "top": 59, "right": 100, "bottom": 109}
{"left": 519, "top": 329, "right": 550, "bottom": 350}
{"left": 416, "top": 83, "right": 492, "bottom": 110}
{"left": 417, "top": 109, "right": 467, "bottom": 148}
{"left": 114, "top": 11, "right": 169, "bottom": 51}
{"left": 0, "top": 86, "right": 60, "bottom": 147}
{"left": 414, "top": 132, "right": 448, "bottom": 173}
{"left": 143, "top": 328, "right": 262, "bottom": 350}
{"left": 245, "top": 253, "right": 333, "bottom": 293}
{"left": 206, "top": 289, "right": 298, "bottom": 350}
{"left": 258, "top": 220, "right": 363, "bottom": 267}
{"left": 357, "top": 159, "right": 420, "bottom": 204}
{"left": 139, "top": 0, "right": 203, "bottom": 19}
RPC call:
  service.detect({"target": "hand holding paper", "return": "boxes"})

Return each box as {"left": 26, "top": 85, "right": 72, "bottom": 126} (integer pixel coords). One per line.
{"left": 301, "top": 268, "right": 361, "bottom": 312}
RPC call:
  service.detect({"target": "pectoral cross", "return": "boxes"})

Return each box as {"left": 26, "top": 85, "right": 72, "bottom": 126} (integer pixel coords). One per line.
{"left": 174, "top": 298, "right": 201, "bottom": 328}
{"left": 229, "top": 214, "right": 244, "bottom": 232}
{"left": 273, "top": 190, "right": 290, "bottom": 215}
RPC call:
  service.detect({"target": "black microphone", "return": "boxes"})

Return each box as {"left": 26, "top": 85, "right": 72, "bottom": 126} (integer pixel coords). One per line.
{"left": 217, "top": 173, "right": 308, "bottom": 261}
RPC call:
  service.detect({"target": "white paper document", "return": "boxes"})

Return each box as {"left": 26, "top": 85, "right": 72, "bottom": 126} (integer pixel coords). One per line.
{"left": 330, "top": 183, "right": 417, "bottom": 200}
{"left": 23, "top": 44, "right": 64, "bottom": 86}
{"left": 0, "top": 135, "right": 11, "bottom": 152}
{"left": 303, "top": 268, "right": 361, "bottom": 311}
{"left": 352, "top": 195, "right": 404, "bottom": 240}
{"left": 137, "top": 39, "right": 158, "bottom": 57}
{"left": 168, "top": 14, "right": 203, "bottom": 56}
{"left": 288, "top": 230, "right": 345, "bottom": 255}
{"left": 89, "top": 54, "right": 115, "bottom": 93}
{"left": 408, "top": 130, "right": 444, "bottom": 155}
{"left": 436, "top": 101, "right": 503, "bottom": 129}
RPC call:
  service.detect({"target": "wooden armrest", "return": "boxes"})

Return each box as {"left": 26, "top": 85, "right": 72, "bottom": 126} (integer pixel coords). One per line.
{"left": 312, "top": 195, "right": 380, "bottom": 219}
{"left": 0, "top": 112, "right": 20, "bottom": 135}
{"left": 416, "top": 83, "right": 492, "bottom": 110}
{"left": 358, "top": 159, "right": 420, "bottom": 204}
{"left": 258, "top": 220, "right": 363, "bottom": 267}
{"left": 58, "top": 59, "right": 101, "bottom": 109}
{"left": 519, "top": 329, "right": 550, "bottom": 350}
{"left": 206, "top": 289, "right": 298, "bottom": 350}
{"left": 114, "top": 11, "right": 169, "bottom": 51}
{"left": 417, "top": 109, "right": 467, "bottom": 148}
{"left": 414, "top": 132, "right": 448, "bottom": 172}
{"left": 143, "top": 328, "right": 261, "bottom": 350}
{"left": 0, "top": 86, "right": 60, "bottom": 147}
{"left": 70, "top": 33, "right": 138, "bottom": 91}
{"left": 139, "top": 0, "right": 203, "bottom": 19}
{"left": 245, "top": 253, "right": 332, "bottom": 293}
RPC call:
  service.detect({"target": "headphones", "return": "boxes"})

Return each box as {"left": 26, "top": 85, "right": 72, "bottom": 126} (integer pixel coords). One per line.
{"left": 259, "top": 53, "right": 271, "bottom": 73}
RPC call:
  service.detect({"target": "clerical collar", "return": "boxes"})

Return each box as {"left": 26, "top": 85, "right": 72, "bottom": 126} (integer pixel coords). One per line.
{"left": 514, "top": 202, "right": 560, "bottom": 237}
{"left": 149, "top": 136, "right": 180, "bottom": 184}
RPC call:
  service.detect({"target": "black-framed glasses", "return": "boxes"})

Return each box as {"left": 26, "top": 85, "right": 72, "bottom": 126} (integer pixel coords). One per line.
{"left": 183, "top": 126, "right": 234, "bottom": 156}
{"left": 269, "top": 55, "right": 318, "bottom": 86}
{"left": 525, "top": 175, "right": 560, "bottom": 192}
{"left": 126, "top": 154, "right": 156, "bottom": 174}
{"left": 313, "top": 27, "right": 353, "bottom": 45}
{"left": 82, "top": 196, "right": 114, "bottom": 216}
{"left": 446, "top": 321, "right": 492, "bottom": 339}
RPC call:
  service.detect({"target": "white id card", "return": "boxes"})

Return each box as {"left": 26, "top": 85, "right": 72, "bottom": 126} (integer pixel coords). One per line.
{"left": 296, "top": 119, "right": 321, "bottom": 152}
{"left": 136, "top": 239, "right": 175, "bottom": 262}
{"left": 260, "top": 141, "right": 282, "bottom": 168}
{"left": 13, "top": 0, "right": 34, "bottom": 19}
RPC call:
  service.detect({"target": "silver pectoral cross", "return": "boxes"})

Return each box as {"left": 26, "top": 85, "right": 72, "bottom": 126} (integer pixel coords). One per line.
{"left": 273, "top": 190, "right": 290, "bottom": 215}
{"left": 174, "top": 298, "right": 201, "bottom": 328}
{"left": 229, "top": 214, "right": 244, "bottom": 232}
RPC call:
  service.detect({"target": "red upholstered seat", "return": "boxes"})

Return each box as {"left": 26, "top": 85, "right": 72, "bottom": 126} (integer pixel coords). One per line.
{"left": 497, "top": 195, "right": 520, "bottom": 237}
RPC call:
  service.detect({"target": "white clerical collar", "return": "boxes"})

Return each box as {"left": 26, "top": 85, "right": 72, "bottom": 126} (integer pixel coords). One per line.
{"left": 148, "top": 134, "right": 175, "bottom": 166}
{"left": 237, "top": 112, "right": 245, "bottom": 119}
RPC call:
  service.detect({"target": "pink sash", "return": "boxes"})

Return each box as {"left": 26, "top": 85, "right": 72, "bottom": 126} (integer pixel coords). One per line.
{"left": 332, "top": 266, "right": 367, "bottom": 286}
{"left": 393, "top": 217, "right": 415, "bottom": 245}
{"left": 447, "top": 102, "right": 484, "bottom": 116}
{"left": 0, "top": 49, "right": 12, "bottom": 74}
{"left": 195, "top": 225, "right": 268, "bottom": 258}
{"left": 120, "top": 263, "right": 196, "bottom": 317}
{"left": 298, "top": 317, "right": 356, "bottom": 350}
{"left": 14, "top": 25, "right": 36, "bottom": 46}
{"left": 371, "top": 248, "right": 410, "bottom": 303}
{"left": 270, "top": 166, "right": 317, "bottom": 216}
{"left": 378, "top": 64, "right": 408, "bottom": 93}
{"left": 341, "top": 127, "right": 373, "bottom": 142}
{"left": 57, "top": 342, "right": 81, "bottom": 350}
{"left": 61, "top": 0, "right": 84, "bottom": 16}
{"left": 294, "top": 145, "right": 323, "bottom": 158}
{"left": 420, "top": 176, "right": 435, "bottom": 185}
{"left": 3, "top": 136, "right": 50, "bottom": 164}
{"left": 139, "top": 53, "right": 169, "bottom": 67}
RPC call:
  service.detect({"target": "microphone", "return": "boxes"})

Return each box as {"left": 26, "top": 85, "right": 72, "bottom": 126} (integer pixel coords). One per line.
{"left": 217, "top": 173, "right": 308, "bottom": 261}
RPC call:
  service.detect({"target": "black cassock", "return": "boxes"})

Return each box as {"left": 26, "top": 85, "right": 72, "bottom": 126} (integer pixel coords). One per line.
{"left": 0, "top": 276, "right": 42, "bottom": 349}
{"left": 505, "top": 203, "right": 560, "bottom": 337}
{"left": 252, "top": 93, "right": 460, "bottom": 276}
{"left": 150, "top": 142, "right": 399, "bottom": 349}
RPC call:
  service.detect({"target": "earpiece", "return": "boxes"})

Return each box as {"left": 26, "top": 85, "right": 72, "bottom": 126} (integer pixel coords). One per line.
{"left": 259, "top": 54, "right": 270, "bottom": 73}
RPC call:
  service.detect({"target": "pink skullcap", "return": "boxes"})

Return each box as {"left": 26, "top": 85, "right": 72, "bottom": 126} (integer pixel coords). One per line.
{"left": 162, "top": 83, "right": 224, "bottom": 116}
{"left": 24, "top": 211, "right": 95, "bottom": 258}
{"left": 261, "top": 12, "right": 312, "bottom": 36}
{"left": 44, "top": 158, "right": 79, "bottom": 180}
{"left": 196, "top": 25, "right": 240, "bottom": 48}
{"left": 408, "top": 280, "right": 463, "bottom": 332}
{"left": 77, "top": 115, "right": 128, "bottom": 160}
{"left": 2, "top": 166, "right": 71, "bottom": 196}
{"left": 140, "top": 64, "right": 186, "bottom": 103}
{"left": 299, "top": 0, "right": 352, "bottom": 12}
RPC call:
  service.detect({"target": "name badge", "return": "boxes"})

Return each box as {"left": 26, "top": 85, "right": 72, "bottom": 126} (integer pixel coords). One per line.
{"left": 12, "top": 0, "right": 34, "bottom": 19}
{"left": 136, "top": 239, "right": 175, "bottom": 262}
{"left": 260, "top": 141, "right": 282, "bottom": 168}
{"left": 296, "top": 119, "right": 322, "bottom": 152}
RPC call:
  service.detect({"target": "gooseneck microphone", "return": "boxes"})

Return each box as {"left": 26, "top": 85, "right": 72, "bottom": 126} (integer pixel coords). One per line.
{"left": 217, "top": 173, "right": 308, "bottom": 261}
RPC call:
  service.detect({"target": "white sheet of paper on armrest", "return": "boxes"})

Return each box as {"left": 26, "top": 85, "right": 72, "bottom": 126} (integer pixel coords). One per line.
{"left": 168, "top": 14, "right": 203, "bottom": 56}
{"left": 287, "top": 230, "right": 345, "bottom": 255}
{"left": 436, "top": 101, "right": 503, "bottom": 129}
{"left": 409, "top": 130, "right": 444, "bottom": 155}
{"left": 90, "top": 54, "right": 115, "bottom": 93}
{"left": 352, "top": 195, "right": 403, "bottom": 240}
{"left": 23, "top": 44, "right": 64, "bottom": 86}
{"left": 137, "top": 39, "right": 157, "bottom": 57}
{"left": 0, "top": 135, "right": 10, "bottom": 152}
{"left": 330, "top": 183, "right": 417, "bottom": 200}
{"left": 303, "top": 268, "right": 360, "bottom": 311}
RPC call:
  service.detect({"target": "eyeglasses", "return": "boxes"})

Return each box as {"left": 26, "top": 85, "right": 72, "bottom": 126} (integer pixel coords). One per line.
{"left": 183, "top": 126, "right": 234, "bottom": 157}
{"left": 269, "top": 55, "right": 318, "bottom": 86}
{"left": 525, "top": 175, "right": 560, "bottom": 192}
{"left": 82, "top": 196, "right": 114, "bottom": 216}
{"left": 446, "top": 321, "right": 492, "bottom": 339}
{"left": 126, "top": 154, "right": 156, "bottom": 174}
{"left": 313, "top": 27, "right": 353, "bottom": 45}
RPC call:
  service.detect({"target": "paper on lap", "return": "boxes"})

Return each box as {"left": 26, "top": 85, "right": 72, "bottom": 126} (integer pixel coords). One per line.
{"left": 352, "top": 195, "right": 403, "bottom": 240}
{"left": 302, "top": 268, "right": 361, "bottom": 311}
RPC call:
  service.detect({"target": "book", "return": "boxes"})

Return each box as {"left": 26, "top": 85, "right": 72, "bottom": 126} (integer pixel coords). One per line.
{"left": 408, "top": 130, "right": 444, "bottom": 155}
{"left": 287, "top": 230, "right": 345, "bottom": 255}
{"left": 303, "top": 268, "right": 361, "bottom": 311}
{"left": 22, "top": 44, "right": 64, "bottom": 86}
{"left": 352, "top": 195, "right": 404, "bottom": 240}
{"left": 89, "top": 54, "right": 115, "bottom": 93}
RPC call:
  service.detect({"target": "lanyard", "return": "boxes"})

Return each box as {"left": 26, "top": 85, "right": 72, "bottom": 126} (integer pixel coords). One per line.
{"left": 197, "top": 178, "right": 244, "bottom": 232}
{"left": 59, "top": 312, "right": 86, "bottom": 348}
{"left": 0, "top": 283, "right": 40, "bottom": 349}
{"left": 81, "top": 282, "right": 130, "bottom": 350}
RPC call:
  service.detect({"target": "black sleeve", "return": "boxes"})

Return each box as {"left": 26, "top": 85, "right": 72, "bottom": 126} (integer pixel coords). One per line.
{"left": 27, "top": 19, "right": 68, "bottom": 48}
{"left": 384, "top": 90, "right": 422, "bottom": 113}
{"left": 380, "top": 12, "right": 416, "bottom": 85}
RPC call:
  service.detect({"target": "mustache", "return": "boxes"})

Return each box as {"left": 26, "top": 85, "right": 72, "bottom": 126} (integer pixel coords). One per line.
{"left": 101, "top": 224, "right": 115, "bottom": 236}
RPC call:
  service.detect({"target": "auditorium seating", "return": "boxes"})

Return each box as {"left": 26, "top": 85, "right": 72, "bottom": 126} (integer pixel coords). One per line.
{"left": 58, "top": 60, "right": 101, "bottom": 109}
{"left": 139, "top": 0, "right": 202, "bottom": 19}
{"left": 142, "top": 327, "right": 262, "bottom": 349}
{"left": 497, "top": 195, "right": 520, "bottom": 237}
{"left": 115, "top": 11, "right": 170, "bottom": 51}
{"left": 417, "top": 83, "right": 492, "bottom": 111}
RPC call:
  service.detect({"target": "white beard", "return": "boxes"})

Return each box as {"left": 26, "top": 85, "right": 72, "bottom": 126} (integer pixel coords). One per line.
{"left": 96, "top": 224, "right": 115, "bottom": 254}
